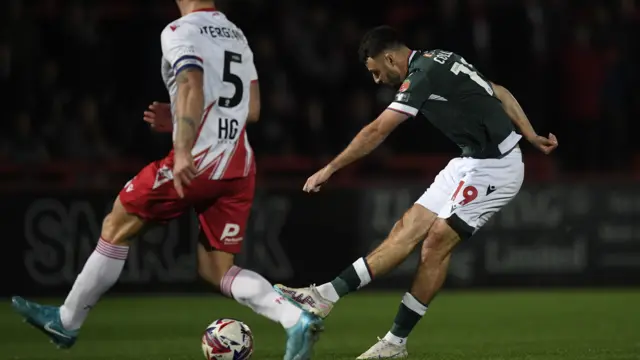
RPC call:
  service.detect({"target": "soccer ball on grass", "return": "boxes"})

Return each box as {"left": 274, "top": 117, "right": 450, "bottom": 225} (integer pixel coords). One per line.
{"left": 201, "top": 318, "right": 254, "bottom": 360}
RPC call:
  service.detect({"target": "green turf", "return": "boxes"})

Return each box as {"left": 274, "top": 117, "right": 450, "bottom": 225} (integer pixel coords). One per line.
{"left": 1, "top": 290, "right": 639, "bottom": 360}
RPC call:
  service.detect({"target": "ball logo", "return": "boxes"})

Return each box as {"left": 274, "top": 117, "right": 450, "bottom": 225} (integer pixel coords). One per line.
{"left": 399, "top": 80, "right": 411, "bottom": 92}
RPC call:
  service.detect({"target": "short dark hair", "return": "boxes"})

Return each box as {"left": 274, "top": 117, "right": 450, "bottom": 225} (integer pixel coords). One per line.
{"left": 358, "top": 26, "right": 404, "bottom": 63}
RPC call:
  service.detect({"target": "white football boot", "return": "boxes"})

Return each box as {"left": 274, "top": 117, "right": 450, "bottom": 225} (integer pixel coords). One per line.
{"left": 356, "top": 337, "right": 408, "bottom": 359}
{"left": 273, "top": 284, "right": 334, "bottom": 319}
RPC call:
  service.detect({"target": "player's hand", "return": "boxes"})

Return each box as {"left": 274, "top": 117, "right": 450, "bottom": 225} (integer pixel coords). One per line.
{"left": 303, "top": 165, "right": 334, "bottom": 193}
{"left": 528, "top": 133, "right": 558, "bottom": 155}
{"left": 172, "top": 150, "right": 196, "bottom": 198}
{"left": 143, "top": 102, "right": 173, "bottom": 133}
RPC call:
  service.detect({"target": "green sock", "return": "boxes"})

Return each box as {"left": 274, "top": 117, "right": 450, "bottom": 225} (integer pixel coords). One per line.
{"left": 389, "top": 292, "right": 428, "bottom": 338}
{"left": 330, "top": 257, "right": 372, "bottom": 297}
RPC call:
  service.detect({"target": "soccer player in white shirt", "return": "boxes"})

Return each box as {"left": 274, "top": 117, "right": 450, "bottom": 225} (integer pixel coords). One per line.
{"left": 11, "top": 2, "right": 323, "bottom": 359}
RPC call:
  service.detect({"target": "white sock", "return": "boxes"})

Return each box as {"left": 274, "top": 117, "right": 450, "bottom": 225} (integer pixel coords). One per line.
{"left": 221, "top": 266, "right": 303, "bottom": 329}
{"left": 383, "top": 331, "right": 407, "bottom": 346}
{"left": 59, "top": 238, "right": 128, "bottom": 331}
{"left": 316, "top": 283, "right": 339, "bottom": 303}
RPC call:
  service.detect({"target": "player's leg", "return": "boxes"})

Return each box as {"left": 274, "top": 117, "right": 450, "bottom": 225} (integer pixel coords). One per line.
{"left": 59, "top": 197, "right": 145, "bottom": 327}
{"left": 383, "top": 219, "right": 460, "bottom": 340}
{"left": 360, "top": 149, "right": 526, "bottom": 359}
{"left": 12, "top": 196, "right": 145, "bottom": 348}
{"left": 321, "top": 204, "right": 437, "bottom": 297}
{"left": 357, "top": 219, "right": 460, "bottom": 359}
{"left": 275, "top": 203, "right": 438, "bottom": 318}
{"left": 275, "top": 158, "right": 460, "bottom": 317}
{"left": 198, "top": 244, "right": 322, "bottom": 360}
{"left": 196, "top": 175, "right": 323, "bottom": 360}
{"left": 197, "top": 241, "right": 305, "bottom": 329}
{"left": 12, "top": 159, "right": 182, "bottom": 349}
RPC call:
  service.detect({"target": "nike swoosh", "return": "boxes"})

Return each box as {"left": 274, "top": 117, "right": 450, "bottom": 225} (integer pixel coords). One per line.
{"left": 44, "top": 322, "right": 72, "bottom": 339}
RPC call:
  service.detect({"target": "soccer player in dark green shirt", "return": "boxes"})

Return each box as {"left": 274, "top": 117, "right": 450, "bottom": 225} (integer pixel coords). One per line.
{"left": 275, "top": 25, "right": 558, "bottom": 359}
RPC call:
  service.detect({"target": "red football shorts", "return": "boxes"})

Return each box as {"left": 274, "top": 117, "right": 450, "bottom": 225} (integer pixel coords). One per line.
{"left": 118, "top": 155, "right": 255, "bottom": 254}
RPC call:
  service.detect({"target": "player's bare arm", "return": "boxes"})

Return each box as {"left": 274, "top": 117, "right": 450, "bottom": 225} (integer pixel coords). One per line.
{"left": 491, "top": 82, "right": 558, "bottom": 155}
{"left": 174, "top": 68, "right": 205, "bottom": 150}
{"left": 328, "top": 109, "right": 408, "bottom": 171}
{"left": 173, "top": 67, "right": 205, "bottom": 197}
{"left": 491, "top": 82, "right": 536, "bottom": 139}
{"left": 303, "top": 109, "right": 408, "bottom": 193}
{"left": 247, "top": 81, "right": 260, "bottom": 122}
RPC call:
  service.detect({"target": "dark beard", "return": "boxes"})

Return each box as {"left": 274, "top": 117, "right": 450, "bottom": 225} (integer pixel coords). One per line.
{"left": 388, "top": 72, "right": 403, "bottom": 88}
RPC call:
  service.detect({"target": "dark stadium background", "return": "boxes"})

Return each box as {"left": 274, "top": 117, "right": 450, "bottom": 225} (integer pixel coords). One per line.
{"left": 1, "top": 1, "right": 639, "bottom": 359}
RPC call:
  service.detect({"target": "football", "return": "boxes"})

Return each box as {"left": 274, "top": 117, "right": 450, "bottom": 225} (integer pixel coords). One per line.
{"left": 201, "top": 318, "right": 254, "bottom": 360}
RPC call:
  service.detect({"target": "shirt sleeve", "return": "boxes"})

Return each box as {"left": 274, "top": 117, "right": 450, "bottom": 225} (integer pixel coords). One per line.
{"left": 161, "top": 23, "right": 204, "bottom": 75}
{"left": 245, "top": 47, "right": 258, "bottom": 82}
{"left": 387, "top": 71, "right": 431, "bottom": 117}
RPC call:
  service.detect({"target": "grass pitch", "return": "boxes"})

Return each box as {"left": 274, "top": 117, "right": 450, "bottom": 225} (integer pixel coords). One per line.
{"left": 1, "top": 290, "right": 639, "bottom": 360}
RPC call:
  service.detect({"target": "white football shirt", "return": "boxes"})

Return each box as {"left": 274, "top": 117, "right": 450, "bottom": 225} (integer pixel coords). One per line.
{"left": 160, "top": 8, "right": 256, "bottom": 180}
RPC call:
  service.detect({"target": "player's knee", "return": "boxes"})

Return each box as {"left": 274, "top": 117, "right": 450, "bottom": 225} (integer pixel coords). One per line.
{"left": 421, "top": 219, "right": 460, "bottom": 263}
{"left": 101, "top": 197, "right": 144, "bottom": 246}
{"left": 391, "top": 204, "right": 437, "bottom": 247}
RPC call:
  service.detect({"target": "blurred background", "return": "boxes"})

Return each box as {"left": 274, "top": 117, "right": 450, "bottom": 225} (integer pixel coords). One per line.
{"left": 2, "top": 0, "right": 640, "bottom": 295}
{"left": 2, "top": 1, "right": 640, "bottom": 359}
